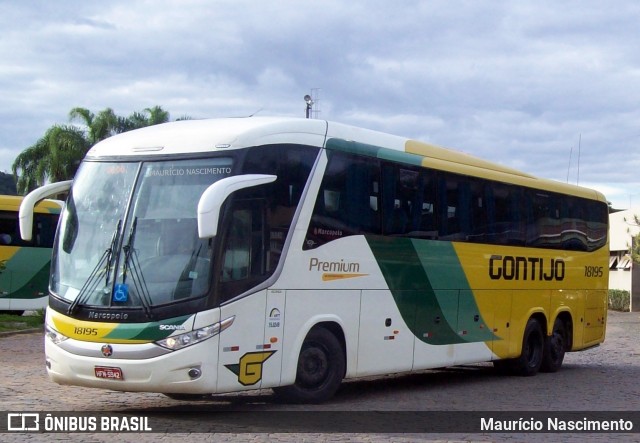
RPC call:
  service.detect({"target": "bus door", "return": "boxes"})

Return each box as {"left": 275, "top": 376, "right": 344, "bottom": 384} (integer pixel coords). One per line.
{"left": 215, "top": 200, "right": 276, "bottom": 392}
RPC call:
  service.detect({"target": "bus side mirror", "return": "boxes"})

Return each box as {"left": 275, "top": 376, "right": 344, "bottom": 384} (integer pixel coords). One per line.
{"left": 19, "top": 180, "right": 72, "bottom": 241}
{"left": 197, "top": 174, "right": 277, "bottom": 239}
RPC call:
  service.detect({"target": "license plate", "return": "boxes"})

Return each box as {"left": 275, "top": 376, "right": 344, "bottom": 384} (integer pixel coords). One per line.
{"left": 94, "top": 366, "right": 124, "bottom": 380}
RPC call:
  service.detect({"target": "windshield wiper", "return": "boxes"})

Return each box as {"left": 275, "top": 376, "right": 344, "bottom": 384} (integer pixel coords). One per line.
{"left": 121, "top": 217, "right": 154, "bottom": 319}
{"left": 68, "top": 220, "right": 122, "bottom": 315}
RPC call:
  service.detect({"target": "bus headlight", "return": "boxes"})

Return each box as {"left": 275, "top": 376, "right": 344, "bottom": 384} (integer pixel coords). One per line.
{"left": 155, "top": 315, "right": 235, "bottom": 351}
{"left": 45, "top": 324, "right": 69, "bottom": 344}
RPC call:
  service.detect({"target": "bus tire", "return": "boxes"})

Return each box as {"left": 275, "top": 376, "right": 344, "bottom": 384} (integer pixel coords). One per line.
{"left": 492, "top": 359, "right": 513, "bottom": 375}
{"left": 540, "top": 317, "right": 567, "bottom": 373}
{"left": 273, "top": 326, "right": 345, "bottom": 404}
{"left": 509, "top": 317, "right": 544, "bottom": 376}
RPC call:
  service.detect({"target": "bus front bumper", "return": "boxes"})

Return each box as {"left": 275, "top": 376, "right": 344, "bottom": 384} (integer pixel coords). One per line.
{"left": 45, "top": 336, "right": 220, "bottom": 394}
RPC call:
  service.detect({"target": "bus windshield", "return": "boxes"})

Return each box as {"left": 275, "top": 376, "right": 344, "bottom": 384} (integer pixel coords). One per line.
{"left": 52, "top": 158, "right": 233, "bottom": 308}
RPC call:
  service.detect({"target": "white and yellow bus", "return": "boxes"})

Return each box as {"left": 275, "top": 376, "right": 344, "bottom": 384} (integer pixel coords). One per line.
{"left": 0, "top": 195, "right": 61, "bottom": 315}
{"left": 20, "top": 117, "right": 609, "bottom": 403}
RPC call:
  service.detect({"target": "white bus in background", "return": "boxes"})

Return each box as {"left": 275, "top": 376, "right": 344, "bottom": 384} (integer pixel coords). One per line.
{"left": 0, "top": 195, "right": 61, "bottom": 315}
{"left": 20, "top": 117, "right": 609, "bottom": 403}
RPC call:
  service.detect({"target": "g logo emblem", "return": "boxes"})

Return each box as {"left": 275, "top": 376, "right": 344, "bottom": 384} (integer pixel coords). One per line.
{"left": 225, "top": 351, "right": 276, "bottom": 386}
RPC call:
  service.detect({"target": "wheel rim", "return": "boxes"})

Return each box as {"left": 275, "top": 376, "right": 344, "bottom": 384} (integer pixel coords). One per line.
{"left": 297, "top": 344, "right": 329, "bottom": 388}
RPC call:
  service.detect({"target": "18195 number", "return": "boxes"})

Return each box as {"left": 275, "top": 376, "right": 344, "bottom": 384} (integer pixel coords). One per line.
{"left": 584, "top": 266, "right": 604, "bottom": 278}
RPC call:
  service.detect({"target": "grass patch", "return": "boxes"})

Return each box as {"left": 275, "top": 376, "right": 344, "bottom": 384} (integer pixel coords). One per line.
{"left": 0, "top": 309, "right": 45, "bottom": 333}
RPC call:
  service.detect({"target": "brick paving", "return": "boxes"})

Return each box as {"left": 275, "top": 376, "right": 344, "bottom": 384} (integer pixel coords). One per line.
{"left": 0, "top": 310, "right": 638, "bottom": 442}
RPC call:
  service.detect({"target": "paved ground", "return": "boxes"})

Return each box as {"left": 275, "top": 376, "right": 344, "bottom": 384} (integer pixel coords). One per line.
{"left": 1, "top": 310, "right": 639, "bottom": 442}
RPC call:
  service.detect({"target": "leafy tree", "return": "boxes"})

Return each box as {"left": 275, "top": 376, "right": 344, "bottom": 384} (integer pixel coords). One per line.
{"left": 12, "top": 125, "right": 88, "bottom": 194}
{"left": 13, "top": 106, "right": 172, "bottom": 194}
{"left": 69, "top": 107, "right": 122, "bottom": 144}
{"left": 627, "top": 214, "right": 640, "bottom": 264}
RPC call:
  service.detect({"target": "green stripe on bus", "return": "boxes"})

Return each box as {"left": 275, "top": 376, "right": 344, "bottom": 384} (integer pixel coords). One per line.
{"left": 366, "top": 236, "right": 496, "bottom": 345}
{"left": 412, "top": 240, "right": 497, "bottom": 343}
{"left": 325, "top": 138, "right": 423, "bottom": 166}
{"left": 104, "top": 315, "right": 191, "bottom": 341}
{"left": 0, "top": 248, "right": 51, "bottom": 299}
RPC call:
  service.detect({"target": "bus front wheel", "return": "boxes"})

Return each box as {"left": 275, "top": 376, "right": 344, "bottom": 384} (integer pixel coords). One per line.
{"left": 273, "top": 326, "right": 345, "bottom": 404}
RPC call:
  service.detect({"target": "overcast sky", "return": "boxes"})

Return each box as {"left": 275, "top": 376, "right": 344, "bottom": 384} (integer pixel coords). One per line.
{"left": 2, "top": 1, "right": 639, "bottom": 208}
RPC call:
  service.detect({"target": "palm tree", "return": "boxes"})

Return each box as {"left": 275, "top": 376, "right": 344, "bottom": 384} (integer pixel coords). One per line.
{"left": 12, "top": 125, "right": 88, "bottom": 194}
{"left": 144, "top": 106, "right": 170, "bottom": 125}
{"left": 69, "top": 107, "right": 123, "bottom": 144}
{"left": 121, "top": 106, "right": 171, "bottom": 131}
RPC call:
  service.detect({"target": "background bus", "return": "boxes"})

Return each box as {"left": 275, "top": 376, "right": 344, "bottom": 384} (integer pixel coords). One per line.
{"left": 1, "top": 195, "right": 61, "bottom": 315}
{"left": 20, "top": 117, "right": 609, "bottom": 403}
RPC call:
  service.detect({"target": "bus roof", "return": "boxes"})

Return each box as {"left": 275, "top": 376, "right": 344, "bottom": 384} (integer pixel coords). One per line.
{"left": 85, "top": 117, "right": 606, "bottom": 203}
{"left": 0, "top": 195, "right": 63, "bottom": 214}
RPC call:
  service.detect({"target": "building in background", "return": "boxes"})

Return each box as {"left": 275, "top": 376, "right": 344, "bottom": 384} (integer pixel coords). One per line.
{"left": 609, "top": 208, "right": 640, "bottom": 311}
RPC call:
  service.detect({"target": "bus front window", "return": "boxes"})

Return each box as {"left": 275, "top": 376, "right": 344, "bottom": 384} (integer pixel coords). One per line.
{"left": 52, "top": 162, "right": 138, "bottom": 303}
{"left": 113, "top": 158, "right": 234, "bottom": 307}
{"left": 52, "top": 158, "right": 234, "bottom": 309}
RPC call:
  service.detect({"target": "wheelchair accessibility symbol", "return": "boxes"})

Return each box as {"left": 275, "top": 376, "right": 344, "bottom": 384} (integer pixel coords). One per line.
{"left": 113, "top": 283, "right": 129, "bottom": 303}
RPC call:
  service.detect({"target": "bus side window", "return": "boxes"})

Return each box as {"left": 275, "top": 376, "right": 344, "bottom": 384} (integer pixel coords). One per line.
{"left": 487, "top": 183, "right": 526, "bottom": 246}
{"left": 221, "top": 209, "right": 252, "bottom": 282}
{"left": 304, "top": 151, "right": 380, "bottom": 249}
{"left": 34, "top": 214, "right": 59, "bottom": 248}
{"left": 218, "top": 200, "right": 268, "bottom": 301}
{"left": 437, "top": 173, "right": 462, "bottom": 240}
{"left": 0, "top": 211, "right": 16, "bottom": 246}
{"left": 528, "top": 191, "right": 561, "bottom": 248}
{"left": 382, "top": 163, "right": 422, "bottom": 237}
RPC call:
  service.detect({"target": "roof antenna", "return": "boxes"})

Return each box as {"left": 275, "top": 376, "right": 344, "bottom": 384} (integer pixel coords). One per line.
{"left": 576, "top": 133, "right": 581, "bottom": 185}
{"left": 566, "top": 145, "right": 573, "bottom": 183}
{"left": 248, "top": 108, "right": 263, "bottom": 117}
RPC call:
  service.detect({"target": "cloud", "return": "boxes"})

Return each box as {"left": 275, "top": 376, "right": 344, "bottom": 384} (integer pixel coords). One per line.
{"left": 1, "top": 1, "right": 639, "bottom": 209}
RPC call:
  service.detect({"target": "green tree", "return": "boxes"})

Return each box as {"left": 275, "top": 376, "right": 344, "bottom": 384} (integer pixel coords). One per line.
{"left": 121, "top": 106, "right": 171, "bottom": 131}
{"left": 13, "top": 106, "right": 172, "bottom": 194}
{"left": 12, "top": 124, "right": 88, "bottom": 194}
{"left": 69, "top": 107, "right": 123, "bottom": 144}
{"left": 628, "top": 214, "right": 640, "bottom": 264}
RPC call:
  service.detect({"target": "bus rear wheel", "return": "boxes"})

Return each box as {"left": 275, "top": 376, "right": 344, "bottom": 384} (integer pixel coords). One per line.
{"left": 273, "top": 326, "right": 345, "bottom": 404}
{"left": 494, "top": 317, "right": 544, "bottom": 376}
{"left": 540, "top": 317, "right": 567, "bottom": 373}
